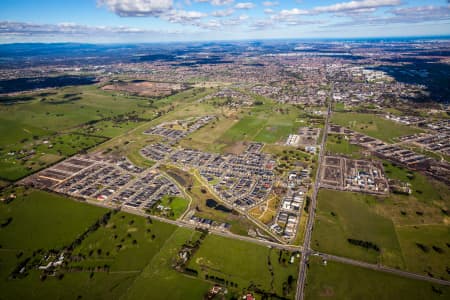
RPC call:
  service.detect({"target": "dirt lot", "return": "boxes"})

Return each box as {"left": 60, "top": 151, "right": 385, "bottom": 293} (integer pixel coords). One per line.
{"left": 102, "top": 81, "right": 185, "bottom": 97}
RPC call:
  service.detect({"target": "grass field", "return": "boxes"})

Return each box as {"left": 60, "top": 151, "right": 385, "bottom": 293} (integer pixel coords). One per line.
{"left": 180, "top": 116, "right": 238, "bottom": 153}
{"left": 187, "top": 234, "right": 299, "bottom": 299}
{"left": 154, "top": 195, "right": 189, "bottom": 220}
{"left": 0, "top": 84, "right": 213, "bottom": 181}
{"left": 0, "top": 187, "right": 300, "bottom": 300}
{"left": 396, "top": 225, "right": 450, "bottom": 280}
{"left": 123, "top": 227, "right": 211, "bottom": 300}
{"left": 313, "top": 183, "right": 450, "bottom": 279}
{"left": 331, "top": 112, "right": 423, "bottom": 142}
{"left": 305, "top": 256, "right": 450, "bottom": 299}
{"left": 312, "top": 189, "right": 404, "bottom": 267}
{"left": 383, "top": 161, "right": 449, "bottom": 203}
{"left": 0, "top": 188, "right": 107, "bottom": 251}
{"left": 326, "top": 134, "right": 364, "bottom": 158}
{"left": 0, "top": 85, "right": 154, "bottom": 181}
{"left": 219, "top": 103, "right": 311, "bottom": 147}
{"left": 69, "top": 211, "right": 178, "bottom": 271}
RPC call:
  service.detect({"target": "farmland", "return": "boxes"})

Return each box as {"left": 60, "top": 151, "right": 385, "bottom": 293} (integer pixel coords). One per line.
{"left": 187, "top": 234, "right": 299, "bottom": 299}
{"left": 312, "top": 189, "right": 404, "bottom": 267}
{"left": 312, "top": 179, "right": 450, "bottom": 279}
{"left": 0, "top": 188, "right": 300, "bottom": 300}
{"left": 305, "top": 256, "right": 450, "bottom": 299}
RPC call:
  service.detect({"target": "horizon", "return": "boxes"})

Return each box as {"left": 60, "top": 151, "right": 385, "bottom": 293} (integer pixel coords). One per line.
{"left": 2, "top": 34, "right": 450, "bottom": 46}
{"left": 0, "top": 0, "right": 449, "bottom": 43}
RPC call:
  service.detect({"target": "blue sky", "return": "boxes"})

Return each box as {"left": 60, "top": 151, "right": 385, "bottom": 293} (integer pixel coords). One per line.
{"left": 0, "top": 0, "right": 449, "bottom": 43}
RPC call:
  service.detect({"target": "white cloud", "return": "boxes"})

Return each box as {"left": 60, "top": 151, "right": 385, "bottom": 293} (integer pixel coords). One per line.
{"left": 97, "top": 0, "right": 173, "bottom": 16}
{"left": 249, "top": 19, "right": 275, "bottom": 30}
{"left": 234, "top": 2, "right": 255, "bottom": 9}
{"left": 264, "top": 8, "right": 274, "bottom": 14}
{"left": 278, "top": 8, "right": 309, "bottom": 17}
{"left": 262, "top": 1, "right": 278, "bottom": 7}
{"left": 195, "top": 0, "right": 234, "bottom": 6}
{"left": 212, "top": 8, "right": 234, "bottom": 17}
{"left": 324, "top": 5, "right": 450, "bottom": 27}
{"left": 313, "top": 0, "right": 401, "bottom": 14}
{"left": 391, "top": 5, "right": 450, "bottom": 18}
{"left": 163, "top": 9, "right": 207, "bottom": 23}
{"left": 0, "top": 21, "right": 160, "bottom": 36}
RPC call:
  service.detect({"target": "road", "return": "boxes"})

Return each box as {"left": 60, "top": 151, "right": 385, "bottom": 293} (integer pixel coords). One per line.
{"left": 317, "top": 252, "right": 450, "bottom": 287}
{"left": 85, "top": 198, "right": 300, "bottom": 252}
{"left": 295, "top": 100, "right": 332, "bottom": 300}
{"left": 81, "top": 184, "right": 450, "bottom": 290}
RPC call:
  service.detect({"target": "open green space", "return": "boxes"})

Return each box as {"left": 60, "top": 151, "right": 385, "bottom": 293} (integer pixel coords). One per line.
{"left": 326, "top": 134, "right": 364, "bottom": 158}
{"left": 313, "top": 178, "right": 450, "bottom": 279}
{"left": 396, "top": 225, "right": 450, "bottom": 280}
{"left": 0, "top": 132, "right": 107, "bottom": 181}
{"left": 305, "top": 256, "right": 450, "bottom": 299}
{"left": 151, "top": 195, "right": 189, "bottom": 220}
{"left": 383, "top": 161, "right": 449, "bottom": 203}
{"left": 0, "top": 84, "right": 211, "bottom": 181}
{"left": 69, "top": 212, "right": 177, "bottom": 271}
{"left": 0, "top": 187, "right": 300, "bottom": 300}
{"left": 123, "top": 227, "right": 211, "bottom": 300}
{"left": 312, "top": 189, "right": 404, "bottom": 267}
{"left": 331, "top": 112, "right": 422, "bottom": 142}
{"left": 0, "top": 188, "right": 107, "bottom": 251}
{"left": 188, "top": 234, "right": 299, "bottom": 299}
{"left": 219, "top": 103, "right": 315, "bottom": 147}
{"left": 180, "top": 116, "right": 238, "bottom": 153}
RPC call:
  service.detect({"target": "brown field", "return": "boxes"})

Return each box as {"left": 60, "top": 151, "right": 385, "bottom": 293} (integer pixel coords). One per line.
{"left": 101, "top": 81, "right": 185, "bottom": 97}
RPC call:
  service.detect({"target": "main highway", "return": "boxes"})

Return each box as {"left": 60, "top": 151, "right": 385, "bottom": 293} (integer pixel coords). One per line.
{"left": 295, "top": 99, "right": 332, "bottom": 300}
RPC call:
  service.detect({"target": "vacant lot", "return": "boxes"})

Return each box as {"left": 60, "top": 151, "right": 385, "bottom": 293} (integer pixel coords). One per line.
{"left": 0, "top": 189, "right": 207, "bottom": 300}
{"left": 326, "top": 134, "right": 364, "bottom": 158}
{"left": 332, "top": 112, "right": 422, "bottom": 142}
{"left": 188, "top": 234, "right": 299, "bottom": 299}
{"left": 313, "top": 181, "right": 450, "bottom": 279}
{"left": 305, "top": 256, "right": 450, "bottom": 299}
{"left": 101, "top": 80, "right": 184, "bottom": 98}
{"left": 220, "top": 103, "right": 309, "bottom": 146}
{"left": 396, "top": 225, "right": 450, "bottom": 280}
{"left": 312, "top": 189, "right": 404, "bottom": 267}
{"left": 0, "top": 188, "right": 107, "bottom": 251}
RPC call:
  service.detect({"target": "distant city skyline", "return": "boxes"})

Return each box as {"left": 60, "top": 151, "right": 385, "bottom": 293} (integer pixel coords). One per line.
{"left": 0, "top": 0, "right": 449, "bottom": 43}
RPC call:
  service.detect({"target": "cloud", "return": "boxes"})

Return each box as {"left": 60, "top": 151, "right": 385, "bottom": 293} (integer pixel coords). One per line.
{"left": 325, "top": 5, "right": 450, "bottom": 27}
{"left": 97, "top": 0, "right": 173, "bottom": 17}
{"left": 195, "top": 0, "right": 234, "bottom": 6}
{"left": 249, "top": 19, "right": 275, "bottom": 30}
{"left": 198, "top": 19, "right": 222, "bottom": 29}
{"left": 212, "top": 8, "right": 234, "bottom": 17}
{"left": 313, "top": 0, "right": 401, "bottom": 14}
{"left": 234, "top": 2, "right": 255, "bottom": 9}
{"left": 264, "top": 8, "right": 274, "bottom": 14}
{"left": 163, "top": 9, "right": 207, "bottom": 23}
{"left": 390, "top": 5, "right": 450, "bottom": 20}
{"left": 0, "top": 21, "right": 163, "bottom": 36}
{"left": 197, "top": 13, "right": 248, "bottom": 30}
{"left": 277, "top": 8, "right": 309, "bottom": 17}
{"left": 262, "top": 1, "right": 278, "bottom": 7}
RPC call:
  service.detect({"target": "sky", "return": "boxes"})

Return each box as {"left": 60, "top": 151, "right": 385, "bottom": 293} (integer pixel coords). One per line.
{"left": 0, "top": 0, "right": 449, "bottom": 43}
